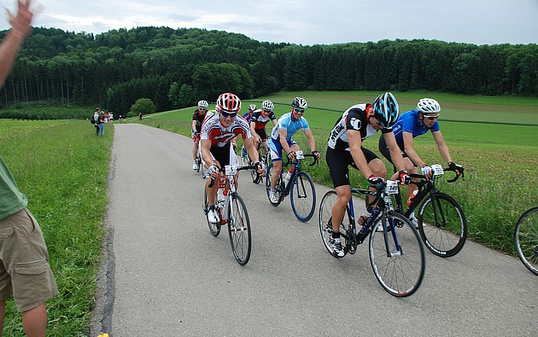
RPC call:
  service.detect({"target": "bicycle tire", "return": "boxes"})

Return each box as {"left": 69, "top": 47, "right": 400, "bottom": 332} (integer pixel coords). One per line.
{"left": 265, "top": 163, "right": 283, "bottom": 206}
{"left": 227, "top": 193, "right": 252, "bottom": 265}
{"left": 318, "top": 190, "right": 351, "bottom": 258}
{"left": 417, "top": 192, "right": 467, "bottom": 257}
{"left": 369, "top": 211, "right": 425, "bottom": 297}
{"left": 514, "top": 206, "right": 538, "bottom": 276}
{"left": 290, "top": 171, "right": 316, "bottom": 222}
{"left": 203, "top": 187, "right": 220, "bottom": 237}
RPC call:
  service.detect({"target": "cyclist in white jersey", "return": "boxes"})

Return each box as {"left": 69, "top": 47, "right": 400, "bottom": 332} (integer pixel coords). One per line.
{"left": 201, "top": 93, "right": 265, "bottom": 222}
{"left": 268, "top": 97, "right": 320, "bottom": 203}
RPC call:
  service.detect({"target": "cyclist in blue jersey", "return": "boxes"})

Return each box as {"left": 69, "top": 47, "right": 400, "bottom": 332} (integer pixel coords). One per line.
{"left": 243, "top": 104, "right": 257, "bottom": 123}
{"left": 378, "top": 98, "right": 464, "bottom": 225}
{"left": 268, "top": 97, "right": 320, "bottom": 203}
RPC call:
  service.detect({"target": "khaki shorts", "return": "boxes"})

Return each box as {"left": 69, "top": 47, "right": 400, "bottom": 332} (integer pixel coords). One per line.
{"left": 0, "top": 209, "right": 58, "bottom": 312}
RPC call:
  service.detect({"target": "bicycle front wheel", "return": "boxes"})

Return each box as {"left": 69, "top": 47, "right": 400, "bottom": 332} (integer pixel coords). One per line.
{"left": 514, "top": 207, "right": 538, "bottom": 276}
{"left": 369, "top": 212, "right": 425, "bottom": 297}
{"left": 418, "top": 192, "right": 467, "bottom": 257}
{"left": 227, "top": 193, "right": 252, "bottom": 265}
{"left": 290, "top": 171, "right": 316, "bottom": 222}
{"left": 319, "top": 190, "right": 351, "bottom": 258}
{"left": 203, "top": 187, "right": 220, "bottom": 237}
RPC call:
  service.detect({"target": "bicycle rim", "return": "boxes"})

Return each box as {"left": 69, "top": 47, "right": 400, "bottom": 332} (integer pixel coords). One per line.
{"left": 228, "top": 194, "right": 252, "bottom": 265}
{"left": 369, "top": 212, "right": 425, "bottom": 297}
{"left": 203, "top": 188, "right": 220, "bottom": 237}
{"left": 291, "top": 172, "right": 316, "bottom": 222}
{"left": 514, "top": 207, "right": 538, "bottom": 276}
{"left": 418, "top": 193, "right": 467, "bottom": 257}
{"left": 318, "top": 190, "right": 350, "bottom": 258}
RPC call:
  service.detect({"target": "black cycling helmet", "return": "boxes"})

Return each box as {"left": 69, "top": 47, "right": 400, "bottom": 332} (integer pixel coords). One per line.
{"left": 372, "top": 92, "right": 399, "bottom": 128}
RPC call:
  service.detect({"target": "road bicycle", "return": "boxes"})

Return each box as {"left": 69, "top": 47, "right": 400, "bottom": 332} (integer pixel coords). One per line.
{"left": 240, "top": 142, "right": 270, "bottom": 184}
{"left": 514, "top": 206, "right": 538, "bottom": 276}
{"left": 393, "top": 164, "right": 467, "bottom": 258}
{"left": 202, "top": 164, "right": 260, "bottom": 265}
{"left": 265, "top": 151, "right": 318, "bottom": 222}
{"left": 194, "top": 150, "right": 205, "bottom": 178}
{"left": 319, "top": 180, "right": 426, "bottom": 297}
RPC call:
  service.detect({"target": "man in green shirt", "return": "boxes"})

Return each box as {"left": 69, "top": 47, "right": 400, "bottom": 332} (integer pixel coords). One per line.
{"left": 0, "top": 1, "right": 58, "bottom": 336}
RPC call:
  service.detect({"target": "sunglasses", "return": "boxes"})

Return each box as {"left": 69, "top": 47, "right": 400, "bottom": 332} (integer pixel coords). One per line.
{"left": 220, "top": 110, "right": 237, "bottom": 118}
{"left": 424, "top": 114, "right": 439, "bottom": 120}
{"left": 293, "top": 108, "right": 305, "bottom": 114}
{"left": 199, "top": 107, "right": 207, "bottom": 111}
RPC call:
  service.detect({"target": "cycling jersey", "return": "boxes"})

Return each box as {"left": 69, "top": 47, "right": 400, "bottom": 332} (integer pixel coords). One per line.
{"left": 392, "top": 110, "right": 440, "bottom": 146}
{"left": 270, "top": 112, "right": 310, "bottom": 142}
{"left": 192, "top": 108, "right": 207, "bottom": 133}
{"left": 250, "top": 109, "right": 276, "bottom": 130}
{"left": 328, "top": 103, "right": 392, "bottom": 151}
{"left": 243, "top": 112, "right": 252, "bottom": 123}
{"left": 201, "top": 113, "right": 252, "bottom": 147}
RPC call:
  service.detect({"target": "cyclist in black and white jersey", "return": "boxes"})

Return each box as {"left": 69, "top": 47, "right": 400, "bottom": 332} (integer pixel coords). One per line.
{"left": 250, "top": 100, "right": 277, "bottom": 154}
{"left": 325, "top": 92, "right": 409, "bottom": 257}
{"left": 192, "top": 100, "right": 209, "bottom": 170}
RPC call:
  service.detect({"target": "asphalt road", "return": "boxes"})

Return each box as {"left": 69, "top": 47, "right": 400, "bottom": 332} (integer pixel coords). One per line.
{"left": 91, "top": 123, "right": 538, "bottom": 337}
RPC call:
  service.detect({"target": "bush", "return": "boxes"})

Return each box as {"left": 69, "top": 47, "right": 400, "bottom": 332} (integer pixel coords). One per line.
{"left": 130, "top": 98, "right": 156, "bottom": 116}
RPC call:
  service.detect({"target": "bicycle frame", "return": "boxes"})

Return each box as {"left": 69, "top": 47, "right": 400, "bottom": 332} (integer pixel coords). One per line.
{"left": 280, "top": 152, "right": 317, "bottom": 196}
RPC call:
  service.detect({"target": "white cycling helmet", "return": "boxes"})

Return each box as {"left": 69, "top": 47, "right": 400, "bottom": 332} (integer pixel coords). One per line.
{"left": 417, "top": 98, "right": 441, "bottom": 114}
{"left": 291, "top": 97, "right": 307, "bottom": 109}
{"left": 373, "top": 92, "right": 399, "bottom": 128}
{"left": 248, "top": 104, "right": 257, "bottom": 111}
{"left": 261, "top": 100, "right": 274, "bottom": 112}
{"left": 197, "top": 100, "right": 209, "bottom": 109}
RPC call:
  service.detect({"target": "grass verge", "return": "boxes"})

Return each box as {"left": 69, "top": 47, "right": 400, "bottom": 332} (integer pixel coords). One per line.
{"left": 1, "top": 119, "right": 113, "bottom": 336}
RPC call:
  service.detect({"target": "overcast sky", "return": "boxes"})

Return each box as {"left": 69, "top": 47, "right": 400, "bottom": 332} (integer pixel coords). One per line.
{"left": 1, "top": 0, "right": 537, "bottom": 45}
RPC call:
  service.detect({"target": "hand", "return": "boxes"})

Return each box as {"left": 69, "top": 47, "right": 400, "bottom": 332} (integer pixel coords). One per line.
{"left": 421, "top": 165, "right": 433, "bottom": 179}
{"left": 254, "top": 161, "right": 266, "bottom": 177}
{"left": 207, "top": 164, "right": 220, "bottom": 179}
{"left": 312, "top": 150, "right": 321, "bottom": 159}
{"left": 287, "top": 151, "right": 296, "bottom": 160}
{"left": 7, "top": 0, "right": 36, "bottom": 39}
{"left": 448, "top": 161, "right": 464, "bottom": 175}
{"left": 367, "top": 175, "right": 384, "bottom": 185}
{"left": 398, "top": 170, "right": 410, "bottom": 185}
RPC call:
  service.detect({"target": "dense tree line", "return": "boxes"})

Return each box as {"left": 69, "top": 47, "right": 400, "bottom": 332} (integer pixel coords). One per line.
{"left": 0, "top": 26, "right": 536, "bottom": 115}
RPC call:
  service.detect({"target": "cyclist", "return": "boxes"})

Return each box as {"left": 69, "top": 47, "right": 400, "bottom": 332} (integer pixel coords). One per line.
{"left": 192, "top": 100, "right": 209, "bottom": 170}
{"left": 326, "top": 92, "right": 409, "bottom": 257}
{"left": 378, "top": 97, "right": 464, "bottom": 225}
{"left": 201, "top": 93, "right": 265, "bottom": 223}
{"left": 250, "top": 100, "right": 277, "bottom": 159}
{"left": 268, "top": 97, "right": 320, "bottom": 203}
{"left": 238, "top": 104, "right": 257, "bottom": 156}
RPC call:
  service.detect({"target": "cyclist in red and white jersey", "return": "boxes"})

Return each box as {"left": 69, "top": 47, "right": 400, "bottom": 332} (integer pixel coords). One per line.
{"left": 192, "top": 100, "right": 209, "bottom": 170}
{"left": 201, "top": 93, "right": 265, "bottom": 223}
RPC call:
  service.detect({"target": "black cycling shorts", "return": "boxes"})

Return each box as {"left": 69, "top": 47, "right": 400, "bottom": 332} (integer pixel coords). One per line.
{"left": 254, "top": 128, "right": 268, "bottom": 141}
{"left": 326, "top": 146, "right": 380, "bottom": 188}
{"left": 210, "top": 145, "right": 232, "bottom": 167}
{"left": 378, "top": 137, "right": 413, "bottom": 172}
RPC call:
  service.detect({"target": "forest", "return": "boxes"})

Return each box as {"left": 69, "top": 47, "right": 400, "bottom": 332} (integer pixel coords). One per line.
{"left": 0, "top": 26, "right": 536, "bottom": 116}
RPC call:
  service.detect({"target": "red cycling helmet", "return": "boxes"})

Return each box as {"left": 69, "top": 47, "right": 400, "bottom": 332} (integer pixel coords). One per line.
{"left": 216, "top": 93, "right": 241, "bottom": 114}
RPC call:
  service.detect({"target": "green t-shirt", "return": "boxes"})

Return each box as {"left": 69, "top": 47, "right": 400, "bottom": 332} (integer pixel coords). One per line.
{"left": 0, "top": 155, "right": 28, "bottom": 220}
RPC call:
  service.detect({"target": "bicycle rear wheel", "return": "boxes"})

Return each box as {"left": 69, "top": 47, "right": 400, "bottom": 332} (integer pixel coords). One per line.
{"left": 203, "top": 188, "right": 220, "bottom": 237}
{"left": 418, "top": 192, "right": 467, "bottom": 257}
{"left": 290, "top": 171, "right": 316, "bottom": 222}
{"left": 318, "top": 190, "right": 351, "bottom": 258}
{"left": 514, "top": 206, "right": 538, "bottom": 276}
{"left": 369, "top": 211, "right": 425, "bottom": 297}
{"left": 227, "top": 193, "right": 252, "bottom": 265}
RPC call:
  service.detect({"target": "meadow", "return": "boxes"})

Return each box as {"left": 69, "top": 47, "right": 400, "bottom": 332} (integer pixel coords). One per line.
{"left": 144, "top": 90, "right": 538, "bottom": 253}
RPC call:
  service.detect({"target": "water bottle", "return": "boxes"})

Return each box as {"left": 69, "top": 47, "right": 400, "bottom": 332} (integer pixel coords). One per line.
{"left": 357, "top": 207, "right": 380, "bottom": 242}
{"left": 283, "top": 168, "right": 293, "bottom": 186}
{"left": 407, "top": 189, "right": 419, "bottom": 206}
{"left": 217, "top": 188, "right": 226, "bottom": 208}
